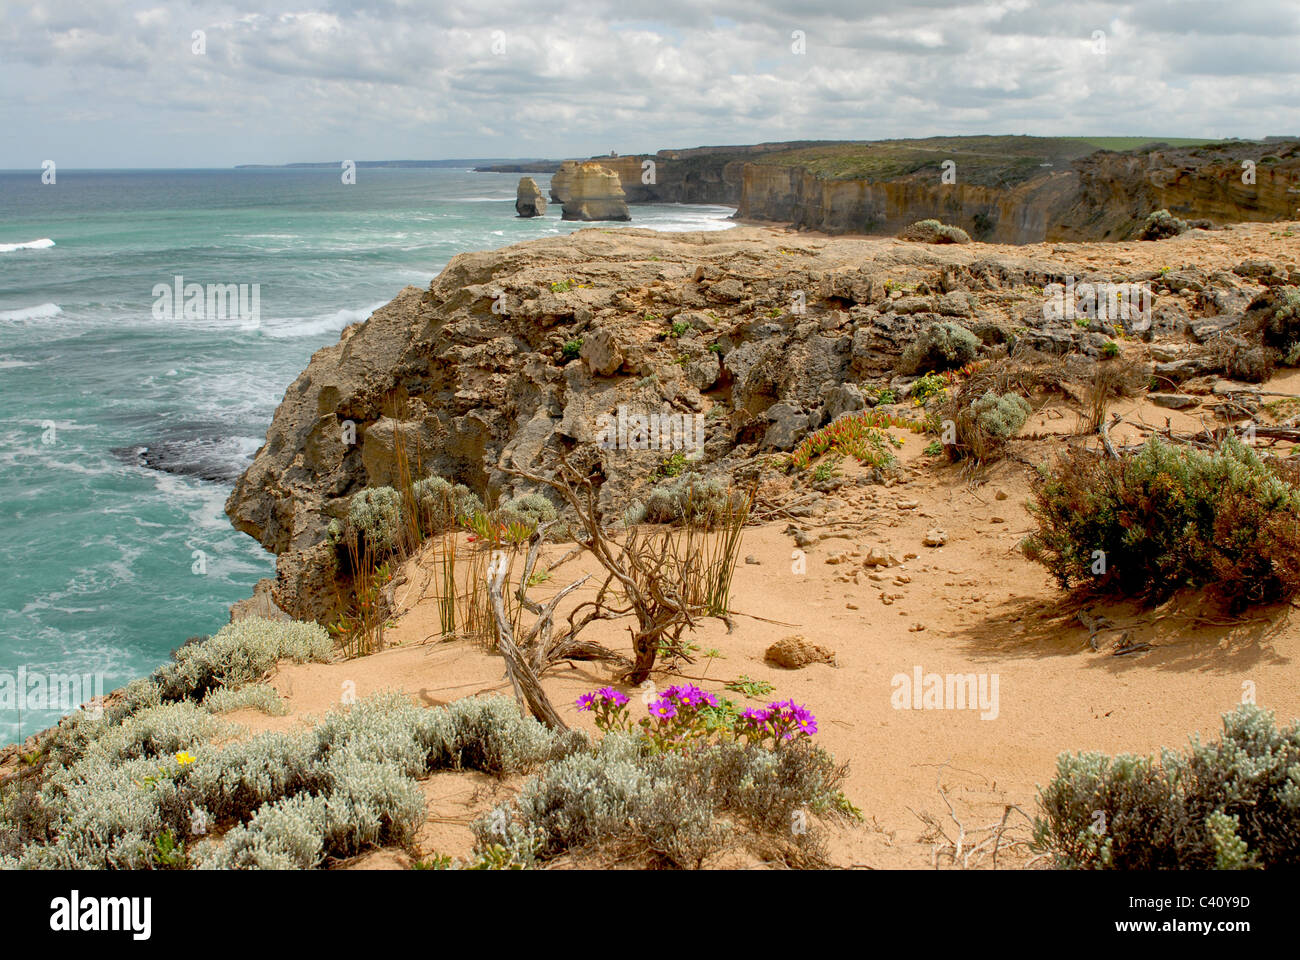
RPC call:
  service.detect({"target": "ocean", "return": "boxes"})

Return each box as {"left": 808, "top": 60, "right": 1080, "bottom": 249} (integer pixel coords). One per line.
{"left": 0, "top": 166, "right": 736, "bottom": 745}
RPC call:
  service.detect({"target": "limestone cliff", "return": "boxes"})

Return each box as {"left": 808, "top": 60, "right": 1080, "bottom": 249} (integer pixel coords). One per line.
{"left": 225, "top": 224, "right": 1299, "bottom": 621}
{"left": 735, "top": 139, "right": 1300, "bottom": 242}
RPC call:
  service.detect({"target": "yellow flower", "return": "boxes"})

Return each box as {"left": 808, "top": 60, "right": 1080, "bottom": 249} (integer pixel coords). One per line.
{"left": 175, "top": 751, "right": 196, "bottom": 767}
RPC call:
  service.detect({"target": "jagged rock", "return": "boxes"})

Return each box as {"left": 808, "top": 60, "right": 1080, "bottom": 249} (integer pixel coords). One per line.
{"left": 560, "top": 163, "right": 631, "bottom": 222}
{"left": 580, "top": 328, "right": 624, "bottom": 376}
{"left": 821, "top": 382, "right": 865, "bottom": 422}
{"left": 684, "top": 351, "right": 720, "bottom": 390}
{"left": 922, "top": 528, "right": 948, "bottom": 547}
{"left": 1234, "top": 260, "right": 1287, "bottom": 285}
{"left": 863, "top": 546, "right": 901, "bottom": 567}
{"left": 229, "top": 578, "right": 288, "bottom": 622}
{"left": 515, "top": 177, "right": 546, "bottom": 217}
{"left": 762, "top": 402, "right": 809, "bottom": 451}
{"left": 765, "top": 635, "right": 837, "bottom": 669}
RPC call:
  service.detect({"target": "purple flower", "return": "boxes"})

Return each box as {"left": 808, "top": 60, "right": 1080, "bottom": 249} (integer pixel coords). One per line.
{"left": 596, "top": 687, "right": 628, "bottom": 707}
{"left": 647, "top": 697, "right": 678, "bottom": 720}
{"left": 664, "top": 684, "right": 718, "bottom": 708}
{"left": 575, "top": 692, "right": 597, "bottom": 712}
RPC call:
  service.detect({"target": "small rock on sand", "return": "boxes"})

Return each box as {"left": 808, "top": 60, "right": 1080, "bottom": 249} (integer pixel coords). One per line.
{"left": 765, "top": 635, "right": 838, "bottom": 669}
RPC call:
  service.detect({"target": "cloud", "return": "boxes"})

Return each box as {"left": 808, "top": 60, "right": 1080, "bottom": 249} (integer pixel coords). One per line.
{"left": 1, "top": 0, "right": 1296, "bottom": 167}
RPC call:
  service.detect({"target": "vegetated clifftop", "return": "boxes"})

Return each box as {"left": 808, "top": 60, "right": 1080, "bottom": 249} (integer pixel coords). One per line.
{"left": 735, "top": 138, "right": 1300, "bottom": 242}
{"left": 226, "top": 223, "right": 1300, "bottom": 623}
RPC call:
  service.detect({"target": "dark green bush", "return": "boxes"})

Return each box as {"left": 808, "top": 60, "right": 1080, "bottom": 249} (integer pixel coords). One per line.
{"left": 898, "top": 321, "right": 980, "bottom": 375}
{"left": 1023, "top": 436, "right": 1300, "bottom": 608}
{"left": 1035, "top": 704, "right": 1300, "bottom": 869}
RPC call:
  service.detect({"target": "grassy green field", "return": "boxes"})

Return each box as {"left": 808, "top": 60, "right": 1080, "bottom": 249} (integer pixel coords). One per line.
{"left": 754, "top": 135, "right": 1241, "bottom": 184}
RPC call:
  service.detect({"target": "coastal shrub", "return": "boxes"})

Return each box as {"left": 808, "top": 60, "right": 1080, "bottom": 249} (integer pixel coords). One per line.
{"left": 1034, "top": 705, "right": 1300, "bottom": 869}
{"left": 1249, "top": 285, "right": 1300, "bottom": 361}
{"left": 786, "top": 409, "right": 921, "bottom": 472}
{"left": 473, "top": 687, "right": 849, "bottom": 868}
{"left": 497, "top": 492, "right": 558, "bottom": 531}
{"left": 643, "top": 476, "right": 735, "bottom": 525}
{"left": 898, "top": 322, "right": 980, "bottom": 375}
{"left": 1022, "top": 436, "right": 1300, "bottom": 607}
{"left": 151, "top": 618, "right": 333, "bottom": 704}
{"left": 1139, "top": 209, "right": 1188, "bottom": 240}
{"left": 347, "top": 486, "right": 402, "bottom": 552}
{"left": 942, "top": 389, "right": 1031, "bottom": 463}
{"left": 900, "top": 219, "right": 971, "bottom": 245}
{"left": 9, "top": 669, "right": 570, "bottom": 869}
{"left": 202, "top": 684, "right": 288, "bottom": 716}
{"left": 411, "top": 476, "right": 482, "bottom": 533}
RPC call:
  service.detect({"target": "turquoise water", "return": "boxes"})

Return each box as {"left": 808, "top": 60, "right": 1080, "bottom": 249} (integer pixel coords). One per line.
{"left": 0, "top": 167, "right": 735, "bottom": 744}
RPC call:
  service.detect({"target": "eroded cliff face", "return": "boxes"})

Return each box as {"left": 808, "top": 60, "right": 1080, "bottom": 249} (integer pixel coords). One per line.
{"left": 737, "top": 163, "right": 1079, "bottom": 242}
{"left": 736, "top": 142, "right": 1300, "bottom": 242}
{"left": 226, "top": 223, "right": 1300, "bottom": 622}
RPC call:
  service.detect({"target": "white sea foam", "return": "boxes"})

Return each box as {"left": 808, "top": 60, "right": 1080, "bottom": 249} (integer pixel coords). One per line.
{"left": 264, "top": 300, "right": 388, "bottom": 339}
{"left": 0, "top": 302, "right": 62, "bottom": 321}
{"left": 0, "top": 238, "right": 55, "bottom": 253}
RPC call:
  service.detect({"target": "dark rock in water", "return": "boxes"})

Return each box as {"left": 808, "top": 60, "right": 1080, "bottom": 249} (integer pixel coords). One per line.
{"left": 515, "top": 177, "right": 546, "bottom": 218}
{"left": 112, "top": 432, "right": 256, "bottom": 483}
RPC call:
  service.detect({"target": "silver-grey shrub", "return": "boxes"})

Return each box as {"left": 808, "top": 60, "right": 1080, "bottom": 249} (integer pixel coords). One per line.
{"left": 1035, "top": 704, "right": 1300, "bottom": 869}
{"left": 473, "top": 733, "right": 849, "bottom": 868}
{"left": 12, "top": 690, "right": 568, "bottom": 870}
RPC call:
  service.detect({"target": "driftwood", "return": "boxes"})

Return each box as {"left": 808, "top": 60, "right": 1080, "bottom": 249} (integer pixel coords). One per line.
{"left": 486, "top": 555, "right": 568, "bottom": 730}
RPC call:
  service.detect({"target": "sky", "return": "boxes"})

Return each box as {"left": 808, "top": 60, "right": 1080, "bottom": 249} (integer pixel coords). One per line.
{"left": 2, "top": 0, "right": 1298, "bottom": 169}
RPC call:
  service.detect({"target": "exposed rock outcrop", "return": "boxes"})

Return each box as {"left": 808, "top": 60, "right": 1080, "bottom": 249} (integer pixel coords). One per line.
{"left": 559, "top": 163, "right": 631, "bottom": 222}
{"left": 226, "top": 223, "right": 1300, "bottom": 621}
{"left": 515, "top": 177, "right": 546, "bottom": 217}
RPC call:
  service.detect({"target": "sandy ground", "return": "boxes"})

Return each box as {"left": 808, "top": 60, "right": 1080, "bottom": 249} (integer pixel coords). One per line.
{"left": 223, "top": 381, "right": 1300, "bottom": 870}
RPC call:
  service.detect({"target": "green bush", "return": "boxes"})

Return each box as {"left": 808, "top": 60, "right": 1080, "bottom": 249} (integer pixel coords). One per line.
{"left": 643, "top": 476, "right": 735, "bottom": 525}
{"left": 1140, "top": 209, "right": 1188, "bottom": 240}
{"left": 347, "top": 486, "right": 402, "bottom": 552}
{"left": 473, "top": 732, "right": 849, "bottom": 868}
{"left": 898, "top": 322, "right": 980, "bottom": 375}
{"left": 943, "top": 389, "right": 1030, "bottom": 463}
{"left": 498, "top": 492, "right": 558, "bottom": 532}
{"left": 1023, "top": 436, "right": 1300, "bottom": 608}
{"left": 1035, "top": 704, "right": 1300, "bottom": 869}
{"left": 11, "top": 688, "right": 572, "bottom": 870}
{"left": 411, "top": 476, "right": 482, "bottom": 533}
{"left": 900, "top": 219, "right": 971, "bottom": 245}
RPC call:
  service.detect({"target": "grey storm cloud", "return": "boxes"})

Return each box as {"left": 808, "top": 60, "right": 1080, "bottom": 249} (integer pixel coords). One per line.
{"left": 1, "top": 0, "right": 1297, "bottom": 168}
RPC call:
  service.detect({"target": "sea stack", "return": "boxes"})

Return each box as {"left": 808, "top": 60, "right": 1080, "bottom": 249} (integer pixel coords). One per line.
{"left": 515, "top": 177, "right": 546, "bottom": 217}
{"left": 549, "top": 160, "right": 577, "bottom": 202}
{"left": 560, "top": 162, "right": 631, "bottom": 222}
